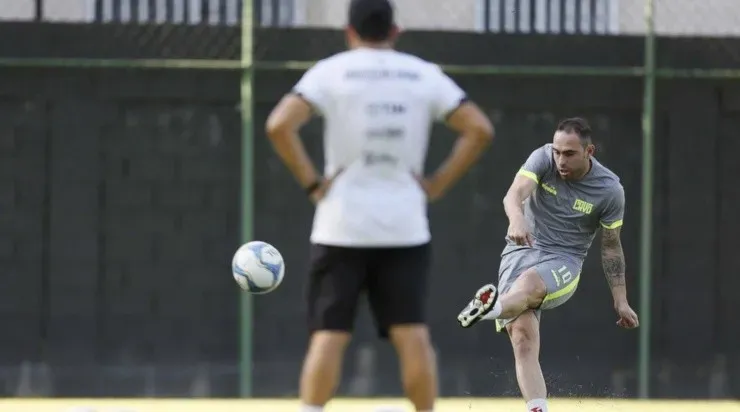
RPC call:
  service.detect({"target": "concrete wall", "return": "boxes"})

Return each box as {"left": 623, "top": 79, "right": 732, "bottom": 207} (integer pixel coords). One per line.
{"left": 3, "top": 0, "right": 740, "bottom": 37}
{"left": 0, "top": 0, "right": 91, "bottom": 21}
{"left": 300, "top": 0, "right": 477, "bottom": 32}
{"left": 619, "top": 0, "right": 740, "bottom": 36}
{"left": 299, "top": 0, "right": 740, "bottom": 36}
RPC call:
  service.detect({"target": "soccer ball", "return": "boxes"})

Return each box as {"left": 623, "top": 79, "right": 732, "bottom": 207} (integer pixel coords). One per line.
{"left": 231, "top": 241, "right": 285, "bottom": 294}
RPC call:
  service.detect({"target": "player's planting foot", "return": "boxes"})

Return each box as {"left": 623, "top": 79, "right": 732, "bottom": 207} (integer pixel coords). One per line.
{"left": 457, "top": 284, "right": 498, "bottom": 328}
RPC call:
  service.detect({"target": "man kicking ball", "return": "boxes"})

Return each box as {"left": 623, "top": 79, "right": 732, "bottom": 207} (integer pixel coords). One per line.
{"left": 456, "top": 117, "right": 639, "bottom": 412}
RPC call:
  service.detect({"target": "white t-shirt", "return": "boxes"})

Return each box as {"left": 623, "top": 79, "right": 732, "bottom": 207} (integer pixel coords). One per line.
{"left": 292, "top": 47, "right": 467, "bottom": 247}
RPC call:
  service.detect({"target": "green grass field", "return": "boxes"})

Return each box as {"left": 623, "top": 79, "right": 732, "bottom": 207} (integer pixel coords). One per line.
{"left": 2, "top": 398, "right": 739, "bottom": 412}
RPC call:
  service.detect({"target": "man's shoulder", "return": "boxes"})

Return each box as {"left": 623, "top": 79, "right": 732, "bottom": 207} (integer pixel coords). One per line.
{"left": 309, "top": 52, "right": 350, "bottom": 72}
{"left": 307, "top": 50, "right": 372, "bottom": 72}
{"left": 385, "top": 51, "right": 449, "bottom": 79}
{"left": 521, "top": 144, "right": 554, "bottom": 172}
{"left": 589, "top": 159, "right": 624, "bottom": 196}
{"left": 313, "top": 50, "right": 440, "bottom": 76}
{"left": 395, "top": 51, "right": 438, "bottom": 67}
{"left": 530, "top": 143, "right": 553, "bottom": 159}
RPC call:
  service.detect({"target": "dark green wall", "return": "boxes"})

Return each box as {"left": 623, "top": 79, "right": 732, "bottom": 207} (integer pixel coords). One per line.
{"left": 0, "top": 23, "right": 737, "bottom": 399}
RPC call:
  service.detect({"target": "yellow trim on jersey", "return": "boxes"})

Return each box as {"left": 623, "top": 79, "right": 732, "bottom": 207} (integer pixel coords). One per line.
{"left": 600, "top": 219, "right": 623, "bottom": 229}
{"left": 495, "top": 272, "right": 581, "bottom": 333}
{"left": 517, "top": 169, "right": 539, "bottom": 184}
{"left": 540, "top": 182, "right": 557, "bottom": 195}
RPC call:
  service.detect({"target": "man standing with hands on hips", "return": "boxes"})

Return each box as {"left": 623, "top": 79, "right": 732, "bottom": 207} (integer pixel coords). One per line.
{"left": 265, "top": 0, "right": 495, "bottom": 411}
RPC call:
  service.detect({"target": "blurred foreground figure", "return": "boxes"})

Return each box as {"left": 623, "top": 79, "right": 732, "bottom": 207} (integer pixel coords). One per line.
{"left": 265, "top": 1, "right": 493, "bottom": 411}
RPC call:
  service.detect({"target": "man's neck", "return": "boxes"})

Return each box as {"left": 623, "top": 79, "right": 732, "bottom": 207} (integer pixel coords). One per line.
{"left": 353, "top": 41, "right": 393, "bottom": 50}
{"left": 571, "top": 159, "right": 593, "bottom": 180}
{"left": 560, "top": 159, "right": 592, "bottom": 181}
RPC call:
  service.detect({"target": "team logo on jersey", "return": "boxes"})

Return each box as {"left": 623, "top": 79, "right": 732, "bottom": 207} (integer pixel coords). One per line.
{"left": 540, "top": 182, "right": 557, "bottom": 195}
{"left": 572, "top": 199, "right": 594, "bottom": 214}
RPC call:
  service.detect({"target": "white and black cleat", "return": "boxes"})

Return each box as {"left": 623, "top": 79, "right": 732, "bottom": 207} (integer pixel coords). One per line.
{"left": 456, "top": 284, "right": 498, "bottom": 328}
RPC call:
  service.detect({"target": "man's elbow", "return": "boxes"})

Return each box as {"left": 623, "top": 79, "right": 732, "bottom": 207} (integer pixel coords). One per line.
{"left": 502, "top": 192, "right": 520, "bottom": 208}
{"left": 265, "top": 116, "right": 291, "bottom": 142}
{"left": 447, "top": 102, "right": 494, "bottom": 144}
{"left": 469, "top": 119, "right": 494, "bottom": 144}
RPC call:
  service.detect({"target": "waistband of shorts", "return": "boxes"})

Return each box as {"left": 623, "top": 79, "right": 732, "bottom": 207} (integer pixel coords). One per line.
{"left": 502, "top": 246, "right": 583, "bottom": 267}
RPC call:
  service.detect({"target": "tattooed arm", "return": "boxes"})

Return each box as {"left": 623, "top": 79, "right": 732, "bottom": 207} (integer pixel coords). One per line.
{"left": 599, "top": 187, "right": 638, "bottom": 328}
{"left": 600, "top": 226, "right": 627, "bottom": 304}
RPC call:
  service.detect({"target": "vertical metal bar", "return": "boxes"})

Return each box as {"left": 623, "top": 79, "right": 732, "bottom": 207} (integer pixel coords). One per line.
{"left": 239, "top": 0, "right": 255, "bottom": 399}
{"left": 483, "top": 0, "right": 491, "bottom": 32}
{"left": 131, "top": 0, "right": 139, "bottom": 23}
{"left": 35, "top": 0, "right": 43, "bottom": 21}
{"left": 165, "top": 0, "right": 174, "bottom": 22}
{"left": 183, "top": 0, "right": 189, "bottom": 23}
{"left": 219, "top": 0, "right": 227, "bottom": 24}
{"left": 271, "top": 0, "right": 279, "bottom": 26}
{"left": 638, "top": 0, "right": 655, "bottom": 400}
{"left": 558, "top": 0, "right": 565, "bottom": 33}
{"left": 148, "top": 0, "right": 155, "bottom": 22}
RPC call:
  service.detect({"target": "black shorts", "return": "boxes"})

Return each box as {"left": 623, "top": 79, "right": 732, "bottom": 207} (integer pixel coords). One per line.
{"left": 306, "top": 242, "right": 431, "bottom": 339}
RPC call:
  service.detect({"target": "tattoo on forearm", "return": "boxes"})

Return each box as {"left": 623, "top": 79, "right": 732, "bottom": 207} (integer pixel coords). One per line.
{"left": 601, "top": 228, "right": 626, "bottom": 288}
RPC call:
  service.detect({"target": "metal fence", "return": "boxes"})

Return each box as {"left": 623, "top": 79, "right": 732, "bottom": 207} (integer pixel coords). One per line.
{"left": 478, "top": 0, "right": 619, "bottom": 34}
{"left": 0, "top": 0, "right": 293, "bottom": 26}
{"left": 8, "top": 0, "right": 740, "bottom": 36}
{"left": 0, "top": 0, "right": 739, "bottom": 402}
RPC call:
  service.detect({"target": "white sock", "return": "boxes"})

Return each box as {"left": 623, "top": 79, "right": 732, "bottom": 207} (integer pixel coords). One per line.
{"left": 299, "top": 404, "right": 324, "bottom": 412}
{"left": 526, "top": 398, "right": 548, "bottom": 412}
{"left": 481, "top": 300, "right": 503, "bottom": 320}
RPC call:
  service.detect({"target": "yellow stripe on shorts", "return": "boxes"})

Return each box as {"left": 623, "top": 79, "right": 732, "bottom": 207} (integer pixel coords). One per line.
{"left": 494, "top": 273, "right": 581, "bottom": 333}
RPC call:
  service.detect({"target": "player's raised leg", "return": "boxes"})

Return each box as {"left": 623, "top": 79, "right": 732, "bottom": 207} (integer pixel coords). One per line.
{"left": 459, "top": 254, "right": 580, "bottom": 412}
{"left": 456, "top": 283, "right": 499, "bottom": 328}
{"left": 457, "top": 268, "right": 550, "bottom": 411}
{"left": 458, "top": 264, "right": 547, "bottom": 328}
{"left": 494, "top": 268, "right": 547, "bottom": 319}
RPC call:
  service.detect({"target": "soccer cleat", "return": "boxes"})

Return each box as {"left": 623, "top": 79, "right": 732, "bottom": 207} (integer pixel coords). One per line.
{"left": 457, "top": 284, "right": 498, "bottom": 328}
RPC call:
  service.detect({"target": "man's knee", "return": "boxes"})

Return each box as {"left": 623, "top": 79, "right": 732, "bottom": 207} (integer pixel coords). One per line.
{"left": 388, "top": 325, "right": 437, "bottom": 410}
{"left": 389, "top": 325, "right": 437, "bottom": 385}
{"left": 389, "top": 324, "right": 431, "bottom": 348}
{"left": 506, "top": 312, "right": 540, "bottom": 358}
{"left": 307, "top": 331, "right": 352, "bottom": 358}
{"left": 513, "top": 268, "right": 547, "bottom": 307}
{"left": 389, "top": 324, "right": 435, "bottom": 359}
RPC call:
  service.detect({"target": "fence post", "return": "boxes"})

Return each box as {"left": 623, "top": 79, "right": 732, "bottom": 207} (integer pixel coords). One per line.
{"left": 638, "top": 0, "right": 656, "bottom": 400}
{"left": 240, "top": 0, "right": 256, "bottom": 398}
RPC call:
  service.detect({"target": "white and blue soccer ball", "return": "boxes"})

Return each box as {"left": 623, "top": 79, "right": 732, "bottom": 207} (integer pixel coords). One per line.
{"left": 231, "top": 241, "right": 285, "bottom": 294}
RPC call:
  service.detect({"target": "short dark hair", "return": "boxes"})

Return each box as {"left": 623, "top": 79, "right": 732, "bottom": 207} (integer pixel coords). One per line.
{"left": 556, "top": 117, "right": 592, "bottom": 145}
{"left": 348, "top": 0, "right": 394, "bottom": 42}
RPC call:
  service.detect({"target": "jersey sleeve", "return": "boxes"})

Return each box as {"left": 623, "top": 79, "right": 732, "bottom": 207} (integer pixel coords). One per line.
{"left": 600, "top": 185, "right": 625, "bottom": 229}
{"left": 517, "top": 146, "right": 552, "bottom": 184}
{"left": 292, "top": 61, "right": 330, "bottom": 115}
{"left": 429, "top": 65, "right": 468, "bottom": 121}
